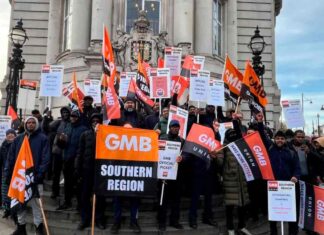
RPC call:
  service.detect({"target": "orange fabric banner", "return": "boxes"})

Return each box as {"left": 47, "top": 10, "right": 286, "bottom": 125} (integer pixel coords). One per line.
{"left": 8, "top": 136, "right": 34, "bottom": 204}
{"left": 102, "top": 74, "right": 121, "bottom": 120}
{"left": 241, "top": 61, "right": 268, "bottom": 107}
{"left": 102, "top": 25, "right": 116, "bottom": 84}
{"left": 7, "top": 105, "right": 18, "bottom": 121}
{"left": 72, "top": 72, "right": 83, "bottom": 112}
{"left": 96, "top": 124, "right": 158, "bottom": 162}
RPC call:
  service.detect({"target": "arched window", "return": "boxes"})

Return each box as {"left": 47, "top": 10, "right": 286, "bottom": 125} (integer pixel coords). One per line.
{"left": 126, "top": 0, "right": 161, "bottom": 34}
{"left": 63, "top": 0, "right": 73, "bottom": 51}
{"left": 212, "top": 0, "right": 223, "bottom": 56}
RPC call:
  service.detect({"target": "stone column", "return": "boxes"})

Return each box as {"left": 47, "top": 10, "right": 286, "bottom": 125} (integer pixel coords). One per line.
{"left": 173, "top": 0, "right": 194, "bottom": 47}
{"left": 91, "top": 0, "right": 113, "bottom": 41}
{"left": 225, "top": 0, "right": 238, "bottom": 63}
{"left": 194, "top": 0, "right": 213, "bottom": 55}
{"left": 70, "top": 0, "right": 91, "bottom": 51}
{"left": 46, "top": 0, "right": 63, "bottom": 64}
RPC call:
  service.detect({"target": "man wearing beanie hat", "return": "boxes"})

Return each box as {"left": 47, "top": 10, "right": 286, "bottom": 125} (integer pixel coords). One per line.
{"left": 4, "top": 116, "right": 50, "bottom": 235}
{"left": 80, "top": 95, "right": 96, "bottom": 128}
{"left": 0, "top": 129, "right": 16, "bottom": 218}
{"left": 75, "top": 113, "right": 106, "bottom": 230}
{"left": 256, "top": 112, "right": 301, "bottom": 235}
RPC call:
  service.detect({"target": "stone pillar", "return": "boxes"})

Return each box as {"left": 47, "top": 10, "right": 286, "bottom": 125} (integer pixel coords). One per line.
{"left": 173, "top": 0, "right": 194, "bottom": 47}
{"left": 70, "top": 0, "right": 91, "bottom": 51}
{"left": 46, "top": 0, "right": 63, "bottom": 64}
{"left": 91, "top": 0, "right": 113, "bottom": 41}
{"left": 194, "top": 0, "right": 213, "bottom": 55}
{"left": 225, "top": 0, "right": 238, "bottom": 63}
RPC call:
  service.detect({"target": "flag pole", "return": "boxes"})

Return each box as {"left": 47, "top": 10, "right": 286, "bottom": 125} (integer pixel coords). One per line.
{"left": 281, "top": 221, "right": 284, "bottom": 235}
{"left": 91, "top": 194, "right": 96, "bottom": 235}
{"left": 38, "top": 198, "right": 50, "bottom": 235}
{"left": 159, "top": 180, "right": 166, "bottom": 206}
{"left": 197, "top": 101, "right": 200, "bottom": 123}
{"left": 235, "top": 97, "right": 241, "bottom": 114}
{"left": 159, "top": 98, "right": 162, "bottom": 116}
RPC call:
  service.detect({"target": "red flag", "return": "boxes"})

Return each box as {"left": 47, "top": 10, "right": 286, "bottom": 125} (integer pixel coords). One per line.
{"left": 102, "top": 74, "right": 120, "bottom": 121}
{"left": 222, "top": 55, "right": 243, "bottom": 105}
{"left": 137, "top": 53, "right": 150, "bottom": 89}
{"left": 102, "top": 25, "right": 116, "bottom": 84}
{"left": 72, "top": 72, "right": 83, "bottom": 112}
{"left": 128, "top": 77, "right": 154, "bottom": 107}
{"left": 8, "top": 136, "right": 36, "bottom": 210}
{"left": 158, "top": 57, "right": 164, "bottom": 68}
{"left": 182, "top": 123, "right": 221, "bottom": 158}
{"left": 7, "top": 106, "right": 18, "bottom": 121}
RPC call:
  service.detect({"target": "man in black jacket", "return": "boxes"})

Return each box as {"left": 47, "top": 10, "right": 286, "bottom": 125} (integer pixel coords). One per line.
{"left": 144, "top": 102, "right": 160, "bottom": 130}
{"left": 158, "top": 120, "right": 184, "bottom": 231}
{"left": 75, "top": 113, "right": 106, "bottom": 230}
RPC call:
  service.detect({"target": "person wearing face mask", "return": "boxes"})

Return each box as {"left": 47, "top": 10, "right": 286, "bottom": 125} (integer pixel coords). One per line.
{"left": 75, "top": 113, "right": 106, "bottom": 230}
{"left": 5, "top": 117, "right": 50, "bottom": 235}
{"left": 256, "top": 113, "right": 301, "bottom": 235}
{"left": 0, "top": 129, "right": 17, "bottom": 218}
{"left": 154, "top": 107, "right": 169, "bottom": 136}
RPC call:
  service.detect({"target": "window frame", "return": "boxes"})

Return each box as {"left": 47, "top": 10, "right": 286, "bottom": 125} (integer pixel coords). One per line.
{"left": 212, "top": 0, "right": 223, "bottom": 57}
{"left": 62, "top": 0, "right": 73, "bottom": 51}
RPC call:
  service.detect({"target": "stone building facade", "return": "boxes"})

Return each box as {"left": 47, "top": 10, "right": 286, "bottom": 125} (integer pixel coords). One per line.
{"left": 1, "top": 0, "right": 282, "bottom": 129}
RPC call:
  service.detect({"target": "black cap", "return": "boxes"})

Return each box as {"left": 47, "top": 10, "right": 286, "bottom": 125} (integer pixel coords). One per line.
{"left": 274, "top": 130, "right": 286, "bottom": 138}
{"left": 169, "top": 120, "right": 180, "bottom": 128}
{"left": 83, "top": 95, "right": 94, "bottom": 101}
{"left": 70, "top": 110, "right": 80, "bottom": 118}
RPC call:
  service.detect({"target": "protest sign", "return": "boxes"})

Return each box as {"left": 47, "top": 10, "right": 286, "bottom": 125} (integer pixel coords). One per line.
{"left": 17, "top": 80, "right": 37, "bottom": 111}
{"left": 119, "top": 72, "right": 135, "bottom": 97}
{"left": 164, "top": 47, "right": 182, "bottom": 77}
{"left": 219, "top": 122, "right": 233, "bottom": 145}
{"left": 62, "top": 81, "right": 85, "bottom": 110}
{"left": 182, "top": 123, "right": 221, "bottom": 159}
{"left": 299, "top": 181, "right": 324, "bottom": 234}
{"left": 228, "top": 132, "right": 275, "bottom": 181}
{"left": 189, "top": 70, "right": 209, "bottom": 102}
{"left": 268, "top": 181, "right": 296, "bottom": 222}
{"left": 84, "top": 79, "right": 101, "bottom": 104}
{"left": 167, "top": 105, "right": 188, "bottom": 139}
{"left": 157, "top": 140, "right": 181, "bottom": 180}
{"left": 95, "top": 125, "right": 158, "bottom": 197}
{"left": 207, "top": 79, "right": 225, "bottom": 106}
{"left": 149, "top": 68, "right": 170, "bottom": 99}
{"left": 193, "top": 56, "right": 205, "bottom": 70}
{"left": 281, "top": 100, "right": 305, "bottom": 129}
{"left": 0, "top": 116, "right": 12, "bottom": 144}
{"left": 39, "top": 65, "right": 64, "bottom": 97}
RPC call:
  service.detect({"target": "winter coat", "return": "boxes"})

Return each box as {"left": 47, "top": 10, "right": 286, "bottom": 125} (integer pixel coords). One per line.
{"left": 75, "top": 129, "right": 96, "bottom": 175}
{"left": 154, "top": 117, "right": 168, "bottom": 136}
{"left": 144, "top": 112, "right": 160, "bottom": 130}
{"left": 63, "top": 121, "right": 88, "bottom": 161}
{"left": 0, "top": 140, "right": 12, "bottom": 172}
{"left": 257, "top": 123, "right": 301, "bottom": 181}
{"left": 4, "top": 129, "right": 50, "bottom": 184}
{"left": 113, "top": 110, "right": 144, "bottom": 128}
{"left": 80, "top": 106, "right": 97, "bottom": 128}
{"left": 50, "top": 119, "right": 70, "bottom": 155}
{"left": 0, "top": 140, "right": 12, "bottom": 209}
{"left": 187, "top": 114, "right": 197, "bottom": 135}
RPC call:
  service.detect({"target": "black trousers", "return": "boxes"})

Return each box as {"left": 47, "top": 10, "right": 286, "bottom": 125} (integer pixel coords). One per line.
{"left": 51, "top": 153, "right": 63, "bottom": 196}
{"left": 226, "top": 205, "right": 246, "bottom": 230}
{"left": 157, "top": 180, "right": 181, "bottom": 225}
{"left": 63, "top": 157, "right": 75, "bottom": 204}
{"left": 81, "top": 171, "right": 106, "bottom": 224}
{"left": 248, "top": 179, "right": 267, "bottom": 218}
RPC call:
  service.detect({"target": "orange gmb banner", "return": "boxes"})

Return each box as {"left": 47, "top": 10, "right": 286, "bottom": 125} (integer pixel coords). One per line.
{"left": 222, "top": 55, "right": 243, "bottom": 97}
{"left": 96, "top": 124, "right": 159, "bottom": 162}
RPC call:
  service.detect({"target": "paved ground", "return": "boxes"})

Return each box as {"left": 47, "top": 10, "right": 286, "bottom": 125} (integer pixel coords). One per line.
{"left": 0, "top": 218, "right": 15, "bottom": 235}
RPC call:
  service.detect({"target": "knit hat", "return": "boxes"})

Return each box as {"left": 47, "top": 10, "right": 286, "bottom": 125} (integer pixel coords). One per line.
{"left": 169, "top": 120, "right": 180, "bottom": 128}
{"left": 83, "top": 95, "right": 94, "bottom": 101}
{"left": 6, "top": 129, "right": 16, "bottom": 136}
{"left": 24, "top": 116, "right": 39, "bottom": 133}
{"left": 125, "top": 97, "right": 136, "bottom": 103}
{"left": 70, "top": 110, "right": 81, "bottom": 118}
{"left": 274, "top": 130, "right": 286, "bottom": 138}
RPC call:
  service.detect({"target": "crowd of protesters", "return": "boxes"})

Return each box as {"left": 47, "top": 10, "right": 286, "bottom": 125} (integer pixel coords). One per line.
{"left": 1, "top": 95, "right": 324, "bottom": 235}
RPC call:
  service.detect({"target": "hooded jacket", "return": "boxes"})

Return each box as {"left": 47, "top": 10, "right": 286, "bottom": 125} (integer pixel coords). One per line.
{"left": 4, "top": 116, "right": 50, "bottom": 184}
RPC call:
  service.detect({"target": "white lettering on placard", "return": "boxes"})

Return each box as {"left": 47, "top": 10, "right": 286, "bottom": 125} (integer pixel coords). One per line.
{"left": 105, "top": 134, "right": 151, "bottom": 151}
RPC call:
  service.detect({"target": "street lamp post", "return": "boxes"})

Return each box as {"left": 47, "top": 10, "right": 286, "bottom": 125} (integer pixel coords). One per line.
{"left": 248, "top": 26, "right": 266, "bottom": 122}
{"left": 301, "top": 93, "right": 312, "bottom": 131}
{"left": 317, "top": 113, "right": 320, "bottom": 137}
{"left": 5, "top": 19, "right": 28, "bottom": 115}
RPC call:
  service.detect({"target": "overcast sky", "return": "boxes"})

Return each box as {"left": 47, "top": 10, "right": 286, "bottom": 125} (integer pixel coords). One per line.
{"left": 0, "top": 1, "right": 323, "bottom": 134}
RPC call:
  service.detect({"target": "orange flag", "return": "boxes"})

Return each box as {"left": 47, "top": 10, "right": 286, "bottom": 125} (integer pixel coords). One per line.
{"left": 137, "top": 53, "right": 150, "bottom": 87}
{"left": 102, "top": 74, "right": 121, "bottom": 121}
{"left": 72, "top": 72, "right": 83, "bottom": 112}
{"left": 8, "top": 136, "right": 35, "bottom": 209}
{"left": 222, "top": 55, "right": 243, "bottom": 105}
{"left": 7, "top": 105, "right": 18, "bottom": 121}
{"left": 102, "top": 25, "right": 116, "bottom": 84}
{"left": 241, "top": 61, "right": 268, "bottom": 108}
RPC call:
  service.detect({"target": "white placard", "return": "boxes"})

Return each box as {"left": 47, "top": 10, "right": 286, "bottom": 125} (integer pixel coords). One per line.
{"left": 268, "top": 181, "right": 296, "bottom": 222}
{"left": 0, "top": 116, "right": 12, "bottom": 144}
{"left": 193, "top": 56, "right": 205, "bottom": 70}
{"left": 84, "top": 79, "right": 101, "bottom": 104}
{"left": 119, "top": 72, "right": 136, "bottom": 97}
{"left": 164, "top": 47, "right": 182, "bottom": 77}
{"left": 219, "top": 122, "right": 233, "bottom": 144}
{"left": 167, "top": 105, "right": 188, "bottom": 139}
{"left": 39, "top": 65, "right": 64, "bottom": 97}
{"left": 149, "top": 68, "right": 170, "bottom": 99}
{"left": 281, "top": 100, "right": 305, "bottom": 129}
{"left": 207, "top": 79, "right": 225, "bottom": 106}
{"left": 158, "top": 140, "right": 181, "bottom": 180}
{"left": 189, "top": 70, "right": 209, "bottom": 102}
{"left": 17, "top": 80, "right": 37, "bottom": 111}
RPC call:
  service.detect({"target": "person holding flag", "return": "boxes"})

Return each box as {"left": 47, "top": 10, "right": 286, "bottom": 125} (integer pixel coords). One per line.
{"left": 4, "top": 116, "right": 50, "bottom": 235}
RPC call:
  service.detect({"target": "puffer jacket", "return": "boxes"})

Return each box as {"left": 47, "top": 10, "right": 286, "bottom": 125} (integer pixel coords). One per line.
{"left": 217, "top": 143, "right": 250, "bottom": 207}
{"left": 75, "top": 129, "right": 96, "bottom": 174}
